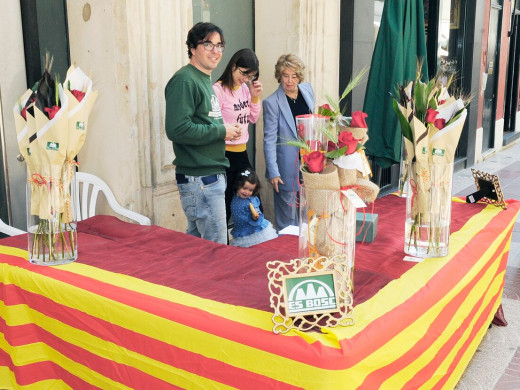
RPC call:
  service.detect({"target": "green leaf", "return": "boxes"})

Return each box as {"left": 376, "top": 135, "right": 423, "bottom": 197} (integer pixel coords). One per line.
{"left": 413, "top": 81, "right": 428, "bottom": 122}
{"left": 339, "top": 67, "right": 369, "bottom": 115}
{"left": 281, "top": 138, "right": 311, "bottom": 152}
{"left": 325, "top": 146, "right": 348, "bottom": 159}
{"left": 392, "top": 99, "right": 414, "bottom": 142}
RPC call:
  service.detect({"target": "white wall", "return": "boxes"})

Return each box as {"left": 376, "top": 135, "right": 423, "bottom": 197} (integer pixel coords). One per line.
{"left": 0, "top": 1, "right": 29, "bottom": 229}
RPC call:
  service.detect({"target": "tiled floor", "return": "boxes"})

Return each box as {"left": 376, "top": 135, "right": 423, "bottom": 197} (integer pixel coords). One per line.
{"left": 453, "top": 140, "right": 520, "bottom": 389}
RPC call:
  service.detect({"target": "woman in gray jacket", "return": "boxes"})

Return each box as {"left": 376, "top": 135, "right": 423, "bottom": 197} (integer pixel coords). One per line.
{"left": 263, "top": 54, "right": 315, "bottom": 231}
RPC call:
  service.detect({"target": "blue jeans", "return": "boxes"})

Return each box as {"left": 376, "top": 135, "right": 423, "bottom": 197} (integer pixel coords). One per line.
{"left": 177, "top": 173, "right": 227, "bottom": 244}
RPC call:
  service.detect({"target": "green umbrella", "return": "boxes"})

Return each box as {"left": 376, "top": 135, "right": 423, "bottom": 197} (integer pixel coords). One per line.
{"left": 363, "top": 0, "right": 428, "bottom": 168}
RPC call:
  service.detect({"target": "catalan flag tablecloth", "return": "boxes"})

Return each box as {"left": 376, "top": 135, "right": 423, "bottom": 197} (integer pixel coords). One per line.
{"left": 0, "top": 196, "right": 518, "bottom": 389}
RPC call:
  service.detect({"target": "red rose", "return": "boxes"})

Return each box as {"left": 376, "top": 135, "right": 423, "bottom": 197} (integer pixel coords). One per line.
{"left": 351, "top": 111, "right": 368, "bottom": 128}
{"left": 425, "top": 108, "right": 439, "bottom": 124}
{"left": 338, "top": 131, "right": 361, "bottom": 155}
{"left": 303, "top": 151, "right": 325, "bottom": 173}
{"left": 21, "top": 106, "right": 28, "bottom": 120}
{"left": 320, "top": 104, "right": 331, "bottom": 111}
{"left": 438, "top": 99, "right": 446, "bottom": 105}
{"left": 434, "top": 118, "right": 446, "bottom": 129}
{"left": 71, "top": 89, "right": 86, "bottom": 102}
{"left": 44, "top": 106, "right": 60, "bottom": 120}
{"left": 327, "top": 141, "right": 336, "bottom": 152}
{"left": 306, "top": 139, "right": 322, "bottom": 151}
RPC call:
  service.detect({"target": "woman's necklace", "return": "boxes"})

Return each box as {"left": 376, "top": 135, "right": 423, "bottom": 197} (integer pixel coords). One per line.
{"left": 287, "top": 93, "right": 298, "bottom": 103}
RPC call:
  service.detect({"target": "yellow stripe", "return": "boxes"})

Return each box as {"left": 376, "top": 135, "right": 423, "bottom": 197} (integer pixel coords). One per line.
{"left": 0, "top": 245, "right": 29, "bottom": 259}
{"left": 434, "top": 273, "right": 505, "bottom": 389}
{"left": 0, "top": 203, "right": 515, "bottom": 388}
{"left": 0, "top": 366, "right": 70, "bottom": 390}
{"left": 0, "top": 301, "right": 236, "bottom": 389}
{"left": 0, "top": 328, "right": 130, "bottom": 389}
{"left": 382, "top": 260, "right": 506, "bottom": 389}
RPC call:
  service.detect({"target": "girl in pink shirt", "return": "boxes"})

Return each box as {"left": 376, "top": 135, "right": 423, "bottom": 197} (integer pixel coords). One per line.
{"left": 213, "top": 49, "right": 263, "bottom": 224}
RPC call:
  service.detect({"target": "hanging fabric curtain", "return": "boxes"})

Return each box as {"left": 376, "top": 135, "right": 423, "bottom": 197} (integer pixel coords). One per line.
{"left": 363, "top": 0, "right": 428, "bottom": 169}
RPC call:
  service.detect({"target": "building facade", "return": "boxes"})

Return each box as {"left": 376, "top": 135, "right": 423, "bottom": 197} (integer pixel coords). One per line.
{"left": 1, "top": 0, "right": 519, "bottom": 232}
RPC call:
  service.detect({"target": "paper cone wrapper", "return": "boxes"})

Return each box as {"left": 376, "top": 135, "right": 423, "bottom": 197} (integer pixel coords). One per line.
{"left": 412, "top": 161, "right": 432, "bottom": 217}
{"left": 65, "top": 66, "right": 98, "bottom": 159}
{"left": 13, "top": 90, "right": 36, "bottom": 158}
{"left": 429, "top": 108, "right": 467, "bottom": 164}
{"left": 34, "top": 84, "right": 69, "bottom": 167}
{"left": 410, "top": 116, "right": 429, "bottom": 165}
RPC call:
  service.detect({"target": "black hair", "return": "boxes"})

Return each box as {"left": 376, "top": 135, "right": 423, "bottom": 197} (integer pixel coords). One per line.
{"left": 217, "top": 48, "right": 260, "bottom": 91}
{"left": 234, "top": 168, "right": 261, "bottom": 197}
{"left": 186, "top": 22, "right": 225, "bottom": 59}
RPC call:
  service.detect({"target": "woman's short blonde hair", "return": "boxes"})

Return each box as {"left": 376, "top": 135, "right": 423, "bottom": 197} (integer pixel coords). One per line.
{"left": 274, "top": 54, "right": 305, "bottom": 83}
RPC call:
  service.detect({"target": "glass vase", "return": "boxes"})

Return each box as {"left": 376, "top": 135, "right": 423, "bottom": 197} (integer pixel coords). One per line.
{"left": 26, "top": 161, "right": 77, "bottom": 265}
{"left": 299, "top": 186, "right": 355, "bottom": 284}
{"left": 404, "top": 162, "right": 454, "bottom": 258}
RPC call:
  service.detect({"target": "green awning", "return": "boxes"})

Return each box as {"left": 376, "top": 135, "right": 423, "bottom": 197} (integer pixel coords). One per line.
{"left": 363, "top": 0, "right": 428, "bottom": 169}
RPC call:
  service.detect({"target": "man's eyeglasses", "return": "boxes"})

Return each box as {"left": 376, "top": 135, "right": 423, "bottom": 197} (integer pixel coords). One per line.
{"left": 200, "top": 41, "right": 225, "bottom": 52}
{"left": 238, "top": 68, "right": 257, "bottom": 81}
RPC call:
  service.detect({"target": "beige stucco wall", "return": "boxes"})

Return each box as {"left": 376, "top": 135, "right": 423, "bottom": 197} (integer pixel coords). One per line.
{"left": 66, "top": 1, "right": 192, "bottom": 230}
{"left": 0, "top": 1, "right": 350, "bottom": 232}
{"left": 254, "top": 0, "right": 341, "bottom": 224}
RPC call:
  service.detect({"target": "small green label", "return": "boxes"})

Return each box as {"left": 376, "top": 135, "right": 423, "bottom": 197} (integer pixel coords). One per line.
{"left": 76, "top": 121, "right": 85, "bottom": 130}
{"left": 27, "top": 147, "right": 31, "bottom": 156}
{"left": 432, "top": 148, "right": 445, "bottom": 156}
{"left": 46, "top": 142, "right": 59, "bottom": 151}
{"left": 285, "top": 272, "right": 337, "bottom": 315}
{"left": 422, "top": 146, "right": 428, "bottom": 154}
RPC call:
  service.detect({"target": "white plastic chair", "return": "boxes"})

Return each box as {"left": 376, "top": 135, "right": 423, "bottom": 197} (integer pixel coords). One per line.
{"left": 0, "top": 218, "right": 25, "bottom": 236}
{"left": 74, "top": 172, "right": 151, "bottom": 225}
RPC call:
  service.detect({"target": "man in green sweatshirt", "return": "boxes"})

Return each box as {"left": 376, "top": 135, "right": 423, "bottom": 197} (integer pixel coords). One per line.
{"left": 165, "top": 22, "right": 241, "bottom": 244}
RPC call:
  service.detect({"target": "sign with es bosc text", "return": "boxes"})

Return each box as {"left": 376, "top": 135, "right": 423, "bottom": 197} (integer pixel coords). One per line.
{"left": 283, "top": 272, "right": 339, "bottom": 316}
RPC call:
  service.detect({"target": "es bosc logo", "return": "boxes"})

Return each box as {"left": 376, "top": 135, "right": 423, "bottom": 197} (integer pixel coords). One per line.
{"left": 284, "top": 272, "right": 338, "bottom": 316}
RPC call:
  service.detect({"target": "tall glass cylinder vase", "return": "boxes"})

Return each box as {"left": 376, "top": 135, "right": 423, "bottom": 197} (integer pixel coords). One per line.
{"left": 404, "top": 162, "right": 454, "bottom": 258}
{"left": 26, "top": 161, "right": 78, "bottom": 265}
{"left": 299, "top": 186, "right": 355, "bottom": 287}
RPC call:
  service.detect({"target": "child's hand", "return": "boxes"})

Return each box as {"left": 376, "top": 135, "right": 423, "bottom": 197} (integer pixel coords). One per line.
{"left": 249, "top": 202, "right": 260, "bottom": 220}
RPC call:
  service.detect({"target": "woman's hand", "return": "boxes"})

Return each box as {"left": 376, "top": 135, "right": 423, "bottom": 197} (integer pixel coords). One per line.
{"left": 269, "top": 176, "right": 284, "bottom": 193}
{"left": 249, "top": 80, "right": 263, "bottom": 99}
{"left": 224, "top": 123, "right": 241, "bottom": 141}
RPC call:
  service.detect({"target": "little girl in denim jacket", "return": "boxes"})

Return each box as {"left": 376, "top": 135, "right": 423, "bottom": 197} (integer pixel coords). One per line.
{"left": 229, "top": 169, "right": 278, "bottom": 247}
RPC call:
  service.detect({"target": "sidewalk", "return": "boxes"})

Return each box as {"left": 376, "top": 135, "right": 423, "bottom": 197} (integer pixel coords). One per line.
{"left": 453, "top": 140, "right": 520, "bottom": 390}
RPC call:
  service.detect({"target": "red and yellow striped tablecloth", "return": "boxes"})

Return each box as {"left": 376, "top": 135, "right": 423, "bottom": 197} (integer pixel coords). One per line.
{"left": 0, "top": 197, "right": 518, "bottom": 389}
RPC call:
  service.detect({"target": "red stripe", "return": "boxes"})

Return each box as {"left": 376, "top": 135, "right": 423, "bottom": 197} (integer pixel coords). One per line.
{"left": 0, "top": 204, "right": 515, "bottom": 373}
{"left": 358, "top": 235, "right": 510, "bottom": 389}
{"left": 0, "top": 284, "right": 299, "bottom": 389}
{"left": 422, "top": 286, "right": 502, "bottom": 390}
{"left": 0, "top": 346, "right": 97, "bottom": 388}
{"left": 0, "top": 201, "right": 516, "bottom": 388}
{"left": 333, "top": 211, "right": 514, "bottom": 367}
{"left": 0, "top": 315, "right": 179, "bottom": 389}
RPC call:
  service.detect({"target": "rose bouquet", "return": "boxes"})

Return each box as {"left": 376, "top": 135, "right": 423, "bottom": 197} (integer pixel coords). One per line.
{"left": 392, "top": 71, "right": 470, "bottom": 257}
{"left": 13, "top": 56, "right": 97, "bottom": 265}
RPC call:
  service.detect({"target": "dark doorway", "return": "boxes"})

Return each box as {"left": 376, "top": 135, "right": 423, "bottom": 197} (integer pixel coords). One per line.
{"left": 481, "top": 1, "right": 503, "bottom": 151}
{"left": 504, "top": 6, "right": 520, "bottom": 144}
{"left": 20, "top": 0, "right": 70, "bottom": 88}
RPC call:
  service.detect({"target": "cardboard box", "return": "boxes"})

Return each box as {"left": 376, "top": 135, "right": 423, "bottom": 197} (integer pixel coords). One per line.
{"left": 356, "top": 212, "right": 378, "bottom": 242}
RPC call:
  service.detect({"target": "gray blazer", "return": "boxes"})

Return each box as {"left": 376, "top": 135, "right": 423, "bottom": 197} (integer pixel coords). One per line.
{"left": 262, "top": 82, "right": 315, "bottom": 192}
